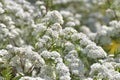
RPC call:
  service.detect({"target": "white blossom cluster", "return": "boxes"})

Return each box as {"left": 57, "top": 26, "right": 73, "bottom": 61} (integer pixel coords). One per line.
{"left": 60, "top": 11, "right": 81, "bottom": 28}
{"left": 53, "top": 0, "right": 82, "bottom": 4}
{"left": 90, "top": 60, "right": 120, "bottom": 80}
{"left": 0, "top": 0, "right": 120, "bottom": 80}
{"left": 94, "top": 20, "right": 120, "bottom": 53}
{"left": 79, "top": 33, "right": 107, "bottom": 59}
{"left": 19, "top": 76, "right": 44, "bottom": 80}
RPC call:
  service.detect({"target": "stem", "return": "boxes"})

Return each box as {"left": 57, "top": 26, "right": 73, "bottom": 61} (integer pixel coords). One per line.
{"left": 20, "top": 58, "right": 25, "bottom": 74}
{"left": 45, "top": 0, "right": 53, "bottom": 12}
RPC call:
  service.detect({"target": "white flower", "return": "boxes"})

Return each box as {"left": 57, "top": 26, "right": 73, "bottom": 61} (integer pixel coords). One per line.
{"left": 84, "top": 44, "right": 107, "bottom": 59}
{"left": 0, "top": 58, "right": 3, "bottom": 62}
{"left": 90, "top": 63, "right": 103, "bottom": 76}
{"left": 8, "top": 28, "right": 21, "bottom": 39}
{"left": 32, "top": 24, "right": 47, "bottom": 36}
{"left": 0, "top": 49, "right": 8, "bottom": 56}
{"left": 65, "top": 50, "right": 79, "bottom": 62}
{"left": 80, "top": 26, "right": 91, "bottom": 34}
{"left": 50, "top": 23, "right": 62, "bottom": 31}
{"left": 0, "top": 3, "right": 4, "bottom": 14}
{"left": 65, "top": 42, "right": 75, "bottom": 51}
{"left": 56, "top": 62, "right": 70, "bottom": 76}
{"left": 36, "top": 39, "right": 46, "bottom": 48}
{"left": 39, "top": 65, "right": 56, "bottom": 80}
{"left": 29, "top": 52, "right": 45, "bottom": 67}
{"left": 40, "top": 50, "right": 51, "bottom": 59}
{"left": 84, "top": 78, "right": 93, "bottom": 80}
{"left": 55, "top": 58, "right": 63, "bottom": 63}
{"left": 46, "top": 28, "right": 59, "bottom": 38}
{"left": 109, "top": 20, "right": 118, "bottom": 27}
{"left": 102, "top": 62, "right": 114, "bottom": 70}
{"left": 95, "top": 26, "right": 111, "bottom": 45}
{"left": 0, "top": 77, "right": 5, "bottom": 80}
{"left": 41, "top": 51, "right": 60, "bottom": 60}
{"left": 66, "top": 21, "right": 76, "bottom": 27}
{"left": 40, "top": 5, "right": 46, "bottom": 10}
{"left": 60, "top": 11, "right": 73, "bottom": 18}
{"left": 60, "top": 27, "right": 77, "bottom": 39}
{"left": 42, "top": 35, "right": 51, "bottom": 42}
{"left": 0, "top": 7, "right": 4, "bottom": 14}
{"left": 112, "top": 73, "right": 120, "bottom": 80}
{"left": 65, "top": 50, "right": 85, "bottom": 76}
{"left": 90, "top": 62, "right": 120, "bottom": 79}
{"left": 71, "top": 33, "right": 81, "bottom": 41}
{"left": 59, "top": 75, "right": 71, "bottom": 80}
{"left": 35, "top": 1, "right": 44, "bottom": 6}
{"left": 44, "top": 10, "right": 64, "bottom": 24}
{"left": 51, "top": 51, "right": 61, "bottom": 60}
{"left": 19, "top": 76, "right": 44, "bottom": 80}
{"left": 80, "top": 38, "right": 95, "bottom": 48}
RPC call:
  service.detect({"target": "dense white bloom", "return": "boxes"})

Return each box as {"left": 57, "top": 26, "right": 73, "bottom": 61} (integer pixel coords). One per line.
{"left": 1, "top": 0, "right": 120, "bottom": 79}
{"left": 59, "top": 75, "right": 71, "bottom": 80}
{"left": 90, "top": 63, "right": 102, "bottom": 73}
{"left": 56, "top": 62, "right": 71, "bottom": 80}
{"left": 7, "top": 45, "right": 45, "bottom": 73}
{"left": 65, "top": 42, "right": 75, "bottom": 51}
{"left": 65, "top": 50, "right": 78, "bottom": 62}
{"left": 35, "top": 39, "right": 46, "bottom": 48}
{"left": 56, "top": 63, "right": 70, "bottom": 75}
{"left": 0, "top": 49, "right": 8, "bottom": 56}
{"left": 112, "top": 73, "right": 120, "bottom": 80}
{"left": 79, "top": 32, "right": 107, "bottom": 59}
{"left": 41, "top": 50, "right": 51, "bottom": 59}
{"left": 84, "top": 78, "right": 93, "bottom": 80}
{"left": 0, "top": 77, "right": 5, "bottom": 80}
{"left": 32, "top": 24, "right": 47, "bottom": 36}
{"left": 60, "top": 11, "right": 73, "bottom": 18}
{"left": 44, "top": 10, "right": 64, "bottom": 24}
{"left": 90, "top": 62, "right": 120, "bottom": 79}
{"left": 65, "top": 50, "right": 85, "bottom": 76}
{"left": 50, "top": 23, "right": 62, "bottom": 31}
{"left": 60, "top": 27, "right": 77, "bottom": 39}
{"left": 39, "top": 65, "right": 56, "bottom": 80}
{"left": 84, "top": 44, "right": 107, "bottom": 59}
{"left": 46, "top": 28, "right": 59, "bottom": 38}
{"left": 0, "top": 23, "right": 9, "bottom": 38}
{"left": 41, "top": 50, "right": 60, "bottom": 61}
{"left": 42, "top": 35, "right": 51, "bottom": 42}
{"left": 71, "top": 33, "right": 81, "bottom": 41}
{"left": 55, "top": 57, "right": 63, "bottom": 63}
{"left": 95, "top": 26, "right": 112, "bottom": 45}
{"left": 80, "top": 38, "right": 95, "bottom": 48}
{"left": 80, "top": 26, "right": 91, "bottom": 34}
{"left": 51, "top": 51, "right": 61, "bottom": 60}
{"left": 0, "top": 5, "right": 4, "bottom": 14}
{"left": 8, "top": 28, "right": 21, "bottom": 39}
{"left": 92, "top": 0, "right": 105, "bottom": 5}
{"left": 19, "top": 76, "right": 44, "bottom": 80}
{"left": 35, "top": 1, "right": 44, "bottom": 5}
{"left": 66, "top": 21, "right": 76, "bottom": 27}
{"left": 95, "top": 20, "right": 120, "bottom": 47}
{"left": 53, "top": 0, "right": 81, "bottom": 4}
{"left": 109, "top": 21, "right": 120, "bottom": 36}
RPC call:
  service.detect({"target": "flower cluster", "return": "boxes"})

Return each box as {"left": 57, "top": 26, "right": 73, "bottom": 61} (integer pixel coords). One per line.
{"left": 0, "top": 0, "right": 120, "bottom": 80}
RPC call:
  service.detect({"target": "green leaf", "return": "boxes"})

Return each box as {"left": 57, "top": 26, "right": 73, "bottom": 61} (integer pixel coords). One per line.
{"left": 12, "top": 74, "right": 23, "bottom": 80}
{"left": 1, "top": 67, "right": 12, "bottom": 80}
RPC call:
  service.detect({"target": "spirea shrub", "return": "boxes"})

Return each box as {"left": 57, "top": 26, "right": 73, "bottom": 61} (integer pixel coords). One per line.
{"left": 0, "top": 0, "right": 120, "bottom": 80}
